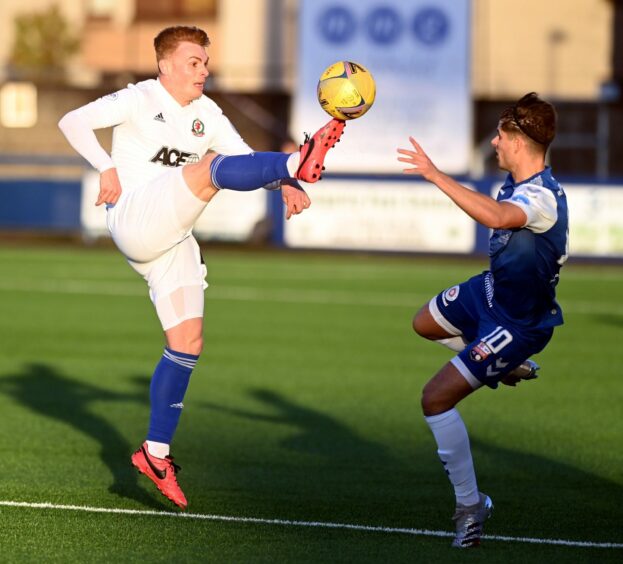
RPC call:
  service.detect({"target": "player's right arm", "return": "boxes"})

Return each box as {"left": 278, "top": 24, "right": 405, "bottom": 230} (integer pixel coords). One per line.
{"left": 95, "top": 168, "right": 122, "bottom": 206}
{"left": 397, "top": 137, "right": 527, "bottom": 229}
{"left": 58, "top": 88, "right": 137, "bottom": 205}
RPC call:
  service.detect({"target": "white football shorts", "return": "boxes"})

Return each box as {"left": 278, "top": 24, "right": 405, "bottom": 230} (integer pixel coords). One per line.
{"left": 106, "top": 167, "right": 209, "bottom": 330}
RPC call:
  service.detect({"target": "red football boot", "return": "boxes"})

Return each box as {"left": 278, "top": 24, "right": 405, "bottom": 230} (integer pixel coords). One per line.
{"left": 131, "top": 442, "right": 187, "bottom": 509}
{"left": 296, "top": 118, "right": 346, "bottom": 183}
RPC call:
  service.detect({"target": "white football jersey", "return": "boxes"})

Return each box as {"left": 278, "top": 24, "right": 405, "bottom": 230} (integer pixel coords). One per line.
{"left": 62, "top": 79, "right": 252, "bottom": 192}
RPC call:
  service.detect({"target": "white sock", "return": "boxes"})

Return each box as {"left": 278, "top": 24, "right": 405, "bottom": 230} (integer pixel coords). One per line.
{"left": 425, "top": 408, "right": 479, "bottom": 506}
{"left": 286, "top": 153, "right": 300, "bottom": 177}
{"left": 436, "top": 336, "right": 467, "bottom": 352}
{"left": 146, "top": 440, "right": 170, "bottom": 459}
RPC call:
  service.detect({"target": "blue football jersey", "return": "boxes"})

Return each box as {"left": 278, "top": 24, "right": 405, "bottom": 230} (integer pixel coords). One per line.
{"left": 486, "top": 167, "right": 568, "bottom": 328}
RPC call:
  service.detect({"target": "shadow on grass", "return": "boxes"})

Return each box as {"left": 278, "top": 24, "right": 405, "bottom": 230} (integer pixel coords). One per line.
{"left": 589, "top": 313, "right": 623, "bottom": 328}
{"left": 204, "top": 388, "right": 393, "bottom": 459}
{"left": 468, "top": 435, "right": 623, "bottom": 542}
{"left": 201, "top": 387, "right": 623, "bottom": 542}
{"left": 200, "top": 387, "right": 418, "bottom": 523}
{"left": 0, "top": 363, "right": 167, "bottom": 510}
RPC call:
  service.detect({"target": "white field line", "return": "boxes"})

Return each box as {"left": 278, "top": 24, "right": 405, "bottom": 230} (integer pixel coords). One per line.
{"left": 0, "top": 279, "right": 621, "bottom": 316}
{"left": 0, "top": 500, "right": 621, "bottom": 549}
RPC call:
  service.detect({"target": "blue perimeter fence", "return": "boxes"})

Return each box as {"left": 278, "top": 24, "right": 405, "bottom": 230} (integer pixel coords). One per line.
{"left": 1, "top": 155, "right": 622, "bottom": 258}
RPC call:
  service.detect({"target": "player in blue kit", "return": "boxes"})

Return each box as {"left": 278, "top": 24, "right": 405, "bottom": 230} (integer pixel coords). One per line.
{"left": 397, "top": 93, "right": 568, "bottom": 548}
{"left": 59, "top": 25, "right": 345, "bottom": 509}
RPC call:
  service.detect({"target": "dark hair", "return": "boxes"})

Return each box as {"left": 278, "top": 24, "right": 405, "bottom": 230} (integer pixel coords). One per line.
{"left": 500, "top": 92, "right": 557, "bottom": 150}
{"left": 154, "top": 26, "right": 210, "bottom": 65}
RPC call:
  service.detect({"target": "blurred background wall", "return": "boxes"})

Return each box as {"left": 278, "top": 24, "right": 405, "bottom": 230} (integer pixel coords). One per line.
{"left": 0, "top": 0, "right": 621, "bottom": 253}
{"left": 0, "top": 0, "right": 621, "bottom": 162}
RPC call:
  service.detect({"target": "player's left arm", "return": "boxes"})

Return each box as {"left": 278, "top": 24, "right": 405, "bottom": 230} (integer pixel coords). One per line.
{"left": 397, "top": 137, "right": 527, "bottom": 229}
{"left": 280, "top": 179, "right": 311, "bottom": 219}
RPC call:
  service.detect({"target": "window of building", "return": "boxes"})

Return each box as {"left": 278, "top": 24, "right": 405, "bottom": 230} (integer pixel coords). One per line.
{"left": 0, "top": 83, "right": 38, "bottom": 128}
{"left": 87, "top": 0, "right": 117, "bottom": 20}
{"left": 135, "top": 0, "right": 217, "bottom": 20}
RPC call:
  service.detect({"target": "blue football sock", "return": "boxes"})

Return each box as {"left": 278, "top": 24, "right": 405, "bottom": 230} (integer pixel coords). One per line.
{"left": 146, "top": 348, "right": 198, "bottom": 445}
{"left": 210, "top": 152, "right": 291, "bottom": 191}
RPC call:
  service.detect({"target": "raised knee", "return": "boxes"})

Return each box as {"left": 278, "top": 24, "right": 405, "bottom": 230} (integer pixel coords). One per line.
{"left": 200, "top": 151, "right": 218, "bottom": 171}
{"left": 413, "top": 309, "right": 431, "bottom": 338}
{"left": 413, "top": 304, "right": 449, "bottom": 341}
{"left": 412, "top": 313, "right": 424, "bottom": 336}
{"left": 182, "top": 152, "right": 220, "bottom": 200}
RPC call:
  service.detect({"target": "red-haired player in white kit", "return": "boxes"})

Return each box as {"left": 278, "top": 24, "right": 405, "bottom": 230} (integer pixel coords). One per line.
{"left": 59, "top": 25, "right": 345, "bottom": 509}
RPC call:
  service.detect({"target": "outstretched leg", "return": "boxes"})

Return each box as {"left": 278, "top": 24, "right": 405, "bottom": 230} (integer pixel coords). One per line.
{"left": 181, "top": 118, "right": 346, "bottom": 200}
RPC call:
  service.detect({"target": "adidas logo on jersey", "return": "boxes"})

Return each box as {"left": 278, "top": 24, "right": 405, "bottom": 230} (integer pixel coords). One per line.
{"left": 154, "top": 112, "right": 165, "bottom": 122}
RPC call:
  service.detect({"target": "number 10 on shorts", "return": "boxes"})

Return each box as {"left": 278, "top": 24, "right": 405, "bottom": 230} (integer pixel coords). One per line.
{"left": 482, "top": 326, "right": 513, "bottom": 353}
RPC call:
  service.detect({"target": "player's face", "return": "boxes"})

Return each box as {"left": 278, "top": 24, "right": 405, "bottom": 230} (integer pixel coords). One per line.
{"left": 491, "top": 125, "right": 515, "bottom": 171}
{"left": 164, "top": 41, "right": 209, "bottom": 104}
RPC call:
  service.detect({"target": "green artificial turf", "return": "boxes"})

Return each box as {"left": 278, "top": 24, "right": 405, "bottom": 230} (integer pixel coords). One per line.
{"left": 0, "top": 245, "right": 621, "bottom": 563}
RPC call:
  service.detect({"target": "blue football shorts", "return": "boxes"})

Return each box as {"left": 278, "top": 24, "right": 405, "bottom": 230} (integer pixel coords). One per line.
{"left": 429, "top": 273, "right": 554, "bottom": 389}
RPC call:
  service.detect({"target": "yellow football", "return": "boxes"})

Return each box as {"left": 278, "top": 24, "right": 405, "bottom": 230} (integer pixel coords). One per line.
{"left": 317, "top": 61, "right": 376, "bottom": 120}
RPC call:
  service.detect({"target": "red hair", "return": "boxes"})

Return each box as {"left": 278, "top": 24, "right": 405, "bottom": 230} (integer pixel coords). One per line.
{"left": 154, "top": 26, "right": 210, "bottom": 64}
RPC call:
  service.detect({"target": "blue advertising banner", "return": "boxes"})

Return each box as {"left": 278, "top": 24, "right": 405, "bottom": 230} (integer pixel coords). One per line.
{"left": 293, "top": 0, "right": 471, "bottom": 174}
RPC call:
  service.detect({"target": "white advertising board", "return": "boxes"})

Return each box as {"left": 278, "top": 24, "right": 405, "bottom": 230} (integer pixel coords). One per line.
{"left": 284, "top": 178, "right": 476, "bottom": 252}
{"left": 565, "top": 184, "right": 623, "bottom": 257}
{"left": 82, "top": 170, "right": 623, "bottom": 257}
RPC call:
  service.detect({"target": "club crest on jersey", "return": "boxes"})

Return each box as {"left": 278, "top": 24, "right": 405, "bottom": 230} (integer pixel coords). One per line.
{"left": 442, "top": 285, "right": 460, "bottom": 306}
{"left": 192, "top": 119, "right": 205, "bottom": 137}
{"left": 470, "top": 341, "right": 492, "bottom": 362}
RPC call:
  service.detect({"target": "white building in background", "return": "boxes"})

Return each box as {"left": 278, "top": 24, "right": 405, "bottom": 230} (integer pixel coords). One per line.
{"left": 0, "top": 0, "right": 616, "bottom": 99}
{"left": 471, "top": 0, "right": 614, "bottom": 99}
